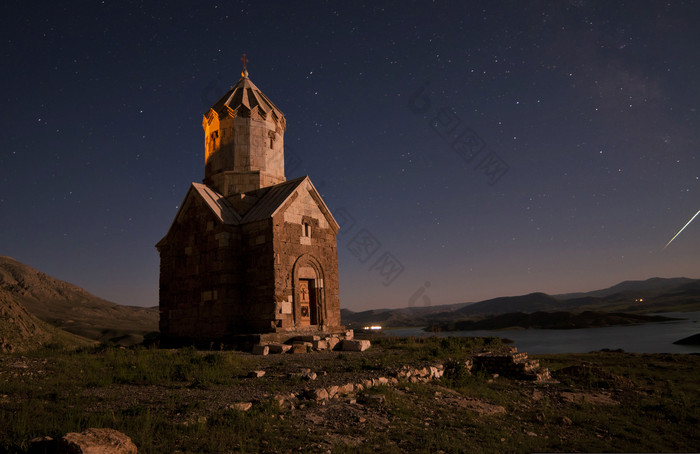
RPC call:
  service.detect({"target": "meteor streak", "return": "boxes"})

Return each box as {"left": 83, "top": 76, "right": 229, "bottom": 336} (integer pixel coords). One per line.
{"left": 664, "top": 209, "right": 700, "bottom": 249}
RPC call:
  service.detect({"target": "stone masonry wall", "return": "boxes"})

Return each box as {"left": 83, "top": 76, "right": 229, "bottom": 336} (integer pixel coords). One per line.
{"left": 271, "top": 186, "right": 341, "bottom": 331}
{"left": 240, "top": 219, "right": 277, "bottom": 333}
{"left": 159, "top": 181, "right": 341, "bottom": 343}
{"left": 204, "top": 114, "right": 285, "bottom": 196}
{"left": 158, "top": 197, "right": 242, "bottom": 343}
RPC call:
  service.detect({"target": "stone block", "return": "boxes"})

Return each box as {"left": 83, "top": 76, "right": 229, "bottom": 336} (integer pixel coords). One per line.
{"left": 267, "top": 343, "right": 292, "bottom": 354}
{"left": 306, "top": 388, "right": 329, "bottom": 401}
{"left": 251, "top": 344, "right": 269, "bottom": 355}
{"left": 327, "top": 337, "right": 340, "bottom": 350}
{"left": 312, "top": 340, "right": 328, "bottom": 350}
{"left": 327, "top": 385, "right": 339, "bottom": 398}
{"left": 290, "top": 344, "right": 307, "bottom": 354}
{"left": 293, "top": 341, "right": 313, "bottom": 348}
{"left": 339, "top": 339, "right": 370, "bottom": 352}
{"left": 248, "top": 370, "right": 266, "bottom": 378}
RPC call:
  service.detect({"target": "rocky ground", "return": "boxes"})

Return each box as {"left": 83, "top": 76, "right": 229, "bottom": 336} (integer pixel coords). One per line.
{"left": 1, "top": 337, "right": 699, "bottom": 453}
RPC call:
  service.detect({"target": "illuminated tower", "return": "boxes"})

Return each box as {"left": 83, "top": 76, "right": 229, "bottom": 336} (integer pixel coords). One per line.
{"left": 202, "top": 57, "right": 286, "bottom": 196}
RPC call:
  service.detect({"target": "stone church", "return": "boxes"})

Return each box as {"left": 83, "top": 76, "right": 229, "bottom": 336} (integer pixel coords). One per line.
{"left": 156, "top": 65, "right": 343, "bottom": 346}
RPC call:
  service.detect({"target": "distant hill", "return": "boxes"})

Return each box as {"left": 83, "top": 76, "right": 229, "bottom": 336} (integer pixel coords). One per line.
{"left": 0, "top": 256, "right": 158, "bottom": 345}
{"left": 427, "top": 311, "right": 682, "bottom": 331}
{"left": 342, "top": 277, "right": 700, "bottom": 328}
{"left": 0, "top": 293, "right": 93, "bottom": 352}
{"left": 340, "top": 301, "right": 475, "bottom": 328}
{"left": 555, "top": 277, "right": 698, "bottom": 299}
{"left": 451, "top": 292, "right": 562, "bottom": 317}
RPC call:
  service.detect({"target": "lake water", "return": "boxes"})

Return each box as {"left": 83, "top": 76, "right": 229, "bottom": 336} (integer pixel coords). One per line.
{"left": 384, "top": 312, "right": 700, "bottom": 354}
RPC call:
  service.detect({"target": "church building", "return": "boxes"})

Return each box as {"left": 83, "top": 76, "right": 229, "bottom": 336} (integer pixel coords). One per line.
{"left": 156, "top": 62, "right": 343, "bottom": 346}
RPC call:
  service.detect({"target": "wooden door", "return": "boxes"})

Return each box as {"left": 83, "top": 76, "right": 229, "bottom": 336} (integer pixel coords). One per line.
{"left": 299, "top": 279, "right": 311, "bottom": 326}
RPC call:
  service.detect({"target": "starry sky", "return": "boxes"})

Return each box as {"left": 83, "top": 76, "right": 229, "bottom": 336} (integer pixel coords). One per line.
{"left": 1, "top": 1, "right": 698, "bottom": 311}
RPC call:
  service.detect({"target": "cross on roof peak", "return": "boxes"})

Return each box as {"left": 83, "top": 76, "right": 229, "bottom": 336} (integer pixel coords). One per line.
{"left": 241, "top": 53, "right": 249, "bottom": 78}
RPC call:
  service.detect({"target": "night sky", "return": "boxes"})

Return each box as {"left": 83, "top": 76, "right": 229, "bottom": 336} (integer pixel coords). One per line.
{"left": 1, "top": 1, "right": 698, "bottom": 311}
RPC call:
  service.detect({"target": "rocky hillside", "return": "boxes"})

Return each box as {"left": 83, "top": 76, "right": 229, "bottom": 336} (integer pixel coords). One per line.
{"left": 0, "top": 293, "right": 92, "bottom": 352}
{"left": 0, "top": 256, "right": 158, "bottom": 345}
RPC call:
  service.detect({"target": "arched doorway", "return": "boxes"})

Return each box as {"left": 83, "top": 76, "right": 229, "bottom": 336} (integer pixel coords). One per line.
{"left": 292, "top": 254, "right": 325, "bottom": 328}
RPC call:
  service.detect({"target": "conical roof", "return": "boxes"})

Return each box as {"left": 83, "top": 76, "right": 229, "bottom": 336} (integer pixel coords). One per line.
{"left": 205, "top": 71, "right": 285, "bottom": 126}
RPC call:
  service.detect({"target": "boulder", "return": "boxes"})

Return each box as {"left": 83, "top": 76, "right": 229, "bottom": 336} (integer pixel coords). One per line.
{"left": 57, "top": 428, "right": 137, "bottom": 454}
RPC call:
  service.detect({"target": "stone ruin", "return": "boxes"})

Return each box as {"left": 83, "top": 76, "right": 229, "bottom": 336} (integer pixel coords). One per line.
{"left": 472, "top": 346, "right": 552, "bottom": 381}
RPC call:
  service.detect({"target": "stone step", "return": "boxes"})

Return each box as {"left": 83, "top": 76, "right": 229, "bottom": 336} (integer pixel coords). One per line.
{"left": 511, "top": 352, "right": 529, "bottom": 363}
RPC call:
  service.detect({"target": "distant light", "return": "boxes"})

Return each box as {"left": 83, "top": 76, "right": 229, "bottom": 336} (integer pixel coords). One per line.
{"left": 362, "top": 325, "right": 382, "bottom": 330}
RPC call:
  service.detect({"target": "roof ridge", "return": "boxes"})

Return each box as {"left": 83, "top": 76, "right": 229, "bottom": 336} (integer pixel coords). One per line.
{"left": 191, "top": 182, "right": 241, "bottom": 224}
{"left": 239, "top": 177, "right": 308, "bottom": 224}
{"left": 205, "top": 75, "right": 285, "bottom": 124}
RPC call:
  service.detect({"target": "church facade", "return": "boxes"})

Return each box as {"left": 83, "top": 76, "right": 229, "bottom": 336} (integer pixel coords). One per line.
{"left": 156, "top": 67, "right": 343, "bottom": 346}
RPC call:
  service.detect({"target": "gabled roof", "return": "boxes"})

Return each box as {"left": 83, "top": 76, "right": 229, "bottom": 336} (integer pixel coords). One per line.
{"left": 241, "top": 177, "right": 306, "bottom": 223}
{"left": 157, "top": 177, "right": 340, "bottom": 248}
{"left": 205, "top": 74, "right": 285, "bottom": 127}
{"left": 189, "top": 183, "right": 240, "bottom": 225}
{"left": 241, "top": 176, "right": 340, "bottom": 232}
{"left": 156, "top": 183, "right": 241, "bottom": 247}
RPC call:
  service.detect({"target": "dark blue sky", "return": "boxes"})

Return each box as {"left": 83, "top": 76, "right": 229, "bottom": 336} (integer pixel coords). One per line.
{"left": 1, "top": 1, "right": 698, "bottom": 310}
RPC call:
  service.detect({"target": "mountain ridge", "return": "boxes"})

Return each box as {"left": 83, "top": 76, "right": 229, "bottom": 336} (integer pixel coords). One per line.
{"left": 342, "top": 277, "right": 700, "bottom": 328}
